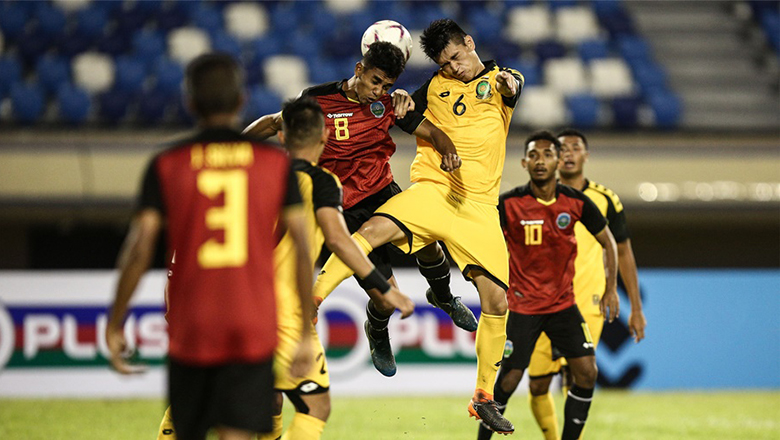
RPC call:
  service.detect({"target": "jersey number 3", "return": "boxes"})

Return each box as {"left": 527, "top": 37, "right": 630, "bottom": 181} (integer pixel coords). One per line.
{"left": 197, "top": 170, "right": 249, "bottom": 268}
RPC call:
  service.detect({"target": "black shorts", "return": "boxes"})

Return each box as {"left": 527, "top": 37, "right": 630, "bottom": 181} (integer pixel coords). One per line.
{"left": 168, "top": 357, "right": 275, "bottom": 439}
{"left": 503, "top": 305, "right": 595, "bottom": 371}
{"left": 336, "top": 182, "right": 402, "bottom": 288}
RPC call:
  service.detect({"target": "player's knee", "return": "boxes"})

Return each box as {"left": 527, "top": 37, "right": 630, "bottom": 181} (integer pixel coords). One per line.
{"left": 481, "top": 293, "right": 507, "bottom": 316}
{"left": 573, "top": 360, "right": 598, "bottom": 388}
{"left": 359, "top": 216, "right": 403, "bottom": 246}
{"left": 415, "top": 242, "right": 443, "bottom": 262}
{"left": 307, "top": 394, "right": 331, "bottom": 422}
{"left": 528, "top": 377, "right": 552, "bottom": 396}
{"left": 498, "top": 368, "right": 523, "bottom": 394}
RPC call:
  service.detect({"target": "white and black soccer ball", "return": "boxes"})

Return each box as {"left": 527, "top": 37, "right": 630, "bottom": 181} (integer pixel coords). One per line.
{"left": 360, "top": 20, "right": 413, "bottom": 61}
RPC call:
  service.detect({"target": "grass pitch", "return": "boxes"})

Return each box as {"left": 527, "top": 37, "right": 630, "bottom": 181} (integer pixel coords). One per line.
{"left": 1, "top": 391, "right": 778, "bottom": 439}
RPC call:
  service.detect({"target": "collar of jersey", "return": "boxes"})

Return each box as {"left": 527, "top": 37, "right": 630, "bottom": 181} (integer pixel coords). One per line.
{"left": 336, "top": 79, "right": 362, "bottom": 104}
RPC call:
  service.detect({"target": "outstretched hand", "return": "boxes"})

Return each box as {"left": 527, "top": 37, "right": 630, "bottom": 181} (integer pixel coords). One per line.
{"left": 495, "top": 71, "right": 518, "bottom": 97}
{"left": 391, "top": 89, "right": 415, "bottom": 119}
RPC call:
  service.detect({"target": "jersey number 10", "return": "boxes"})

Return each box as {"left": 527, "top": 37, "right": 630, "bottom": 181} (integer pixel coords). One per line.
{"left": 524, "top": 224, "right": 542, "bottom": 246}
{"left": 196, "top": 169, "right": 249, "bottom": 269}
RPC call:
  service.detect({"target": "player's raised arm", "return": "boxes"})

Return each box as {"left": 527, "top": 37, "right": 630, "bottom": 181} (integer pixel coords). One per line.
{"left": 413, "top": 119, "right": 462, "bottom": 172}
{"left": 107, "top": 208, "right": 162, "bottom": 375}
{"left": 243, "top": 111, "right": 282, "bottom": 140}
{"left": 390, "top": 89, "right": 414, "bottom": 119}
{"left": 618, "top": 239, "right": 646, "bottom": 342}
{"left": 316, "top": 206, "right": 414, "bottom": 319}
{"left": 594, "top": 227, "right": 619, "bottom": 323}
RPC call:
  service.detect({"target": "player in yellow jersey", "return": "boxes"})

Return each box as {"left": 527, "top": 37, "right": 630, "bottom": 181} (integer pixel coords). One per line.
{"left": 157, "top": 97, "right": 413, "bottom": 440}
{"left": 312, "top": 19, "right": 523, "bottom": 434}
{"left": 525, "top": 128, "right": 647, "bottom": 440}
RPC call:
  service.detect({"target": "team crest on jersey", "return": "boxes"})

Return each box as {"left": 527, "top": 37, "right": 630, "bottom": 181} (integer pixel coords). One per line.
{"left": 556, "top": 212, "right": 572, "bottom": 229}
{"left": 503, "top": 340, "right": 514, "bottom": 358}
{"left": 476, "top": 80, "right": 492, "bottom": 99}
{"left": 370, "top": 101, "right": 385, "bottom": 118}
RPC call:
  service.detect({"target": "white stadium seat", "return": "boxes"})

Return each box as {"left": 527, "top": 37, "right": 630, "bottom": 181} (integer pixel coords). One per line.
{"left": 325, "top": 0, "right": 367, "bottom": 14}
{"left": 72, "top": 52, "right": 114, "bottom": 94}
{"left": 514, "top": 86, "right": 567, "bottom": 127}
{"left": 505, "top": 5, "right": 552, "bottom": 45}
{"left": 264, "top": 55, "right": 309, "bottom": 99}
{"left": 224, "top": 2, "right": 270, "bottom": 41}
{"left": 168, "top": 27, "right": 212, "bottom": 65}
{"left": 52, "top": 0, "right": 92, "bottom": 13}
{"left": 590, "top": 58, "right": 634, "bottom": 97}
{"left": 544, "top": 57, "right": 588, "bottom": 96}
{"left": 556, "top": 7, "right": 600, "bottom": 45}
{"left": 406, "top": 29, "right": 436, "bottom": 68}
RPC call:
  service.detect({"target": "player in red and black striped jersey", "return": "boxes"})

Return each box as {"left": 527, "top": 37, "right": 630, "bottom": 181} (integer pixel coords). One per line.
{"left": 477, "top": 132, "right": 619, "bottom": 440}
{"left": 245, "top": 42, "right": 473, "bottom": 378}
{"left": 106, "top": 54, "right": 315, "bottom": 440}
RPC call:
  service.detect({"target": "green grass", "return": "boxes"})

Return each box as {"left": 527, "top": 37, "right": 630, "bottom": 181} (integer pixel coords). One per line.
{"left": 1, "top": 391, "right": 778, "bottom": 439}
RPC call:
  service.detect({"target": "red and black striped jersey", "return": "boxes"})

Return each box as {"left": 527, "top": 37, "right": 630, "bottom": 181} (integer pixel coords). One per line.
{"left": 499, "top": 183, "right": 607, "bottom": 315}
{"left": 301, "top": 81, "right": 422, "bottom": 209}
{"left": 138, "top": 128, "right": 301, "bottom": 365}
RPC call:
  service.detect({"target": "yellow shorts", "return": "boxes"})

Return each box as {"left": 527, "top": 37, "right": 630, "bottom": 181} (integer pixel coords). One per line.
{"left": 375, "top": 181, "right": 509, "bottom": 289}
{"left": 273, "top": 322, "right": 330, "bottom": 391}
{"left": 527, "top": 300, "right": 604, "bottom": 378}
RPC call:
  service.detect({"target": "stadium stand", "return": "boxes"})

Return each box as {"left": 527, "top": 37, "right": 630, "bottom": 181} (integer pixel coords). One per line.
{"left": 0, "top": 0, "right": 775, "bottom": 128}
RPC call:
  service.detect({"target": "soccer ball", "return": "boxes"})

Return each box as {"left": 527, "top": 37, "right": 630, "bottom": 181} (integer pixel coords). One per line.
{"left": 360, "top": 20, "right": 413, "bottom": 61}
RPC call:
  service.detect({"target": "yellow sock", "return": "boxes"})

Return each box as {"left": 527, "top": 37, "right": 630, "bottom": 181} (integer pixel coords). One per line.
{"left": 529, "top": 392, "right": 560, "bottom": 440}
{"left": 257, "top": 414, "right": 283, "bottom": 440}
{"left": 474, "top": 312, "right": 507, "bottom": 393}
{"left": 313, "top": 233, "right": 373, "bottom": 301}
{"left": 156, "top": 406, "right": 175, "bottom": 439}
{"left": 281, "top": 413, "right": 326, "bottom": 440}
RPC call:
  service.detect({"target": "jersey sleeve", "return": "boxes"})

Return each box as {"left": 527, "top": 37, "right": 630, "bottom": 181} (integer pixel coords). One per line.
{"left": 604, "top": 191, "right": 630, "bottom": 242}
{"left": 312, "top": 169, "right": 343, "bottom": 212}
{"left": 283, "top": 162, "right": 303, "bottom": 208}
{"left": 395, "top": 77, "right": 432, "bottom": 134}
{"left": 500, "top": 67, "right": 524, "bottom": 108}
{"left": 136, "top": 156, "right": 165, "bottom": 214}
{"left": 579, "top": 193, "right": 608, "bottom": 237}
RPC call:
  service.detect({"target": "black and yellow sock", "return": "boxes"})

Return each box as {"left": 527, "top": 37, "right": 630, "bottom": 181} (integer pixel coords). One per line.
{"left": 530, "top": 392, "right": 559, "bottom": 440}
{"left": 156, "top": 406, "right": 175, "bottom": 439}
{"left": 417, "top": 254, "right": 452, "bottom": 303}
{"left": 562, "top": 385, "right": 593, "bottom": 440}
{"left": 366, "top": 300, "right": 391, "bottom": 337}
{"left": 281, "top": 413, "right": 325, "bottom": 440}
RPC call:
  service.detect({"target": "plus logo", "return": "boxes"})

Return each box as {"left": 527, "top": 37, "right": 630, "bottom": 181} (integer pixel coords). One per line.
{"left": 596, "top": 277, "right": 646, "bottom": 388}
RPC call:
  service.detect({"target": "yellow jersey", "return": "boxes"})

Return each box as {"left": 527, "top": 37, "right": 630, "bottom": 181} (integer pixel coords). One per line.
{"left": 572, "top": 180, "right": 630, "bottom": 311}
{"left": 274, "top": 159, "right": 342, "bottom": 329}
{"left": 407, "top": 61, "right": 523, "bottom": 205}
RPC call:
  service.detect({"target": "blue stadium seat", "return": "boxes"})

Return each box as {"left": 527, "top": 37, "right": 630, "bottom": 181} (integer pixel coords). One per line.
{"left": 76, "top": 5, "right": 108, "bottom": 39}
{"left": 133, "top": 30, "right": 167, "bottom": 69}
{"left": 99, "top": 89, "right": 133, "bottom": 123}
{"left": 98, "top": 29, "right": 133, "bottom": 56}
{"left": 343, "top": 10, "right": 377, "bottom": 41}
{"left": 546, "top": 0, "right": 578, "bottom": 10}
{"left": 58, "top": 31, "right": 93, "bottom": 59}
{"left": 648, "top": 91, "right": 682, "bottom": 128}
{"left": 34, "top": 4, "right": 67, "bottom": 38}
{"left": 310, "top": 5, "right": 339, "bottom": 36}
{"left": 578, "top": 39, "right": 610, "bottom": 63}
{"left": 535, "top": 40, "right": 567, "bottom": 62}
{"left": 0, "top": 56, "right": 23, "bottom": 96}
{"left": 36, "top": 55, "right": 71, "bottom": 95}
{"left": 57, "top": 84, "right": 91, "bottom": 125}
{"left": 211, "top": 32, "right": 243, "bottom": 60}
{"left": 114, "top": 5, "right": 152, "bottom": 34}
{"left": 17, "top": 29, "right": 54, "bottom": 64}
{"left": 484, "top": 37, "right": 522, "bottom": 66}
{"left": 272, "top": 6, "right": 300, "bottom": 40}
{"left": 409, "top": 4, "right": 447, "bottom": 31}
{"left": 10, "top": 83, "right": 46, "bottom": 124}
{"left": 611, "top": 96, "right": 641, "bottom": 128}
{"left": 325, "top": 30, "right": 356, "bottom": 60}
{"left": 566, "top": 94, "right": 600, "bottom": 128}
{"left": 0, "top": 3, "right": 29, "bottom": 41}
{"left": 137, "top": 90, "right": 170, "bottom": 124}
{"left": 244, "top": 55, "right": 266, "bottom": 87}
{"left": 248, "top": 35, "right": 284, "bottom": 63}
{"left": 632, "top": 61, "right": 668, "bottom": 97}
{"left": 157, "top": 5, "right": 189, "bottom": 32}
{"left": 307, "top": 57, "right": 340, "bottom": 86}
{"left": 244, "top": 85, "right": 282, "bottom": 122}
{"left": 190, "top": 5, "right": 224, "bottom": 36}
{"left": 596, "top": 7, "right": 635, "bottom": 37}
{"left": 618, "top": 36, "right": 652, "bottom": 63}
{"left": 287, "top": 31, "right": 322, "bottom": 59}
{"left": 113, "top": 56, "right": 148, "bottom": 94}
{"left": 468, "top": 9, "right": 503, "bottom": 42}
{"left": 513, "top": 59, "right": 541, "bottom": 86}
{"left": 153, "top": 59, "right": 185, "bottom": 97}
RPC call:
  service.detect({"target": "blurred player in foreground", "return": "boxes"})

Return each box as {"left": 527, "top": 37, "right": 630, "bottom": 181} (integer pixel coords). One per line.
{"left": 107, "top": 53, "right": 314, "bottom": 440}
{"left": 312, "top": 19, "right": 523, "bottom": 434}
{"left": 245, "top": 42, "right": 471, "bottom": 378}
{"left": 525, "top": 129, "right": 648, "bottom": 439}
{"left": 477, "top": 131, "right": 618, "bottom": 440}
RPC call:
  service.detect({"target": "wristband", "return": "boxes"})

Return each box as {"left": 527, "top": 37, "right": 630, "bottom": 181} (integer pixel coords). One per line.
{"left": 361, "top": 268, "right": 391, "bottom": 294}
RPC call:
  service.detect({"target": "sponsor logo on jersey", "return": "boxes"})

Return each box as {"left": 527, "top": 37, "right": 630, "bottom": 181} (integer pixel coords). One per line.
{"left": 326, "top": 112, "right": 353, "bottom": 118}
{"left": 439, "top": 91, "right": 450, "bottom": 98}
{"left": 557, "top": 212, "right": 572, "bottom": 229}
{"left": 503, "top": 340, "right": 514, "bottom": 358}
{"left": 370, "top": 101, "right": 385, "bottom": 118}
{"left": 520, "top": 219, "right": 544, "bottom": 225}
{"left": 476, "top": 80, "right": 492, "bottom": 99}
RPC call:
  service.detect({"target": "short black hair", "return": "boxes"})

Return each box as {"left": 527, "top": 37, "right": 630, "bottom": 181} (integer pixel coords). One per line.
{"left": 556, "top": 128, "right": 589, "bottom": 150}
{"left": 185, "top": 53, "right": 244, "bottom": 118}
{"left": 420, "top": 19, "right": 467, "bottom": 61}
{"left": 524, "top": 130, "right": 561, "bottom": 154}
{"left": 281, "top": 96, "right": 324, "bottom": 150}
{"left": 362, "top": 42, "right": 406, "bottom": 80}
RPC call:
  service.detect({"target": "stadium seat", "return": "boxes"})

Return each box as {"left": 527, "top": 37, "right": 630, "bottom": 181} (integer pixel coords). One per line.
{"left": 287, "top": 31, "right": 322, "bottom": 60}
{"left": 307, "top": 57, "right": 341, "bottom": 86}
{"left": 556, "top": 7, "right": 600, "bottom": 45}
{"left": 547, "top": 0, "right": 578, "bottom": 10}
{"left": 325, "top": 0, "right": 367, "bottom": 15}
{"left": 137, "top": 89, "right": 170, "bottom": 124}
{"left": 514, "top": 86, "right": 567, "bottom": 127}
{"left": 98, "top": 89, "right": 133, "bottom": 123}
{"left": 210, "top": 32, "right": 243, "bottom": 60}
{"left": 407, "top": 3, "right": 446, "bottom": 32}
{"left": 590, "top": 58, "right": 634, "bottom": 98}
{"left": 36, "top": 55, "right": 71, "bottom": 95}
{"left": 10, "top": 82, "right": 46, "bottom": 124}
{"left": 596, "top": 6, "right": 635, "bottom": 37}
{"left": 485, "top": 38, "right": 523, "bottom": 67}
{"left": 566, "top": 94, "right": 601, "bottom": 128}
{"left": 544, "top": 57, "right": 588, "bottom": 96}
{"left": 156, "top": 5, "right": 189, "bottom": 32}
{"left": 263, "top": 55, "right": 309, "bottom": 99}
{"left": 153, "top": 59, "right": 184, "bottom": 97}
{"left": 632, "top": 61, "right": 669, "bottom": 97}
{"left": 648, "top": 92, "right": 682, "bottom": 128}
{"left": 248, "top": 34, "right": 284, "bottom": 64}
{"left": 243, "top": 85, "right": 282, "bottom": 122}
{"left": 0, "top": 3, "right": 29, "bottom": 41}
{"left": 0, "top": 56, "right": 23, "bottom": 96}
{"left": 113, "top": 4, "right": 150, "bottom": 34}
{"left": 271, "top": 6, "right": 300, "bottom": 40}
{"left": 578, "top": 39, "right": 610, "bottom": 63}
{"left": 612, "top": 95, "right": 641, "bottom": 128}
{"left": 309, "top": 5, "right": 340, "bottom": 37}
{"left": 190, "top": 4, "right": 224, "bottom": 36}
{"left": 57, "top": 83, "right": 91, "bottom": 125}
{"left": 75, "top": 5, "right": 108, "bottom": 39}
{"left": 113, "top": 56, "right": 148, "bottom": 94}
{"left": 513, "top": 59, "right": 541, "bottom": 86}
{"left": 97, "top": 29, "right": 132, "bottom": 56}
{"left": 72, "top": 52, "right": 115, "bottom": 94}
{"left": 617, "top": 36, "right": 652, "bottom": 64}
{"left": 535, "top": 40, "right": 567, "bottom": 62}
{"left": 469, "top": 9, "right": 505, "bottom": 43}
{"left": 406, "top": 30, "right": 435, "bottom": 68}
{"left": 52, "top": 0, "right": 93, "bottom": 13}
{"left": 506, "top": 5, "right": 553, "bottom": 45}
{"left": 132, "top": 30, "right": 167, "bottom": 69}
{"left": 224, "top": 2, "right": 270, "bottom": 41}
{"left": 34, "top": 4, "right": 67, "bottom": 38}
{"left": 168, "top": 27, "right": 212, "bottom": 65}
{"left": 58, "top": 30, "right": 93, "bottom": 59}
{"left": 17, "top": 29, "right": 53, "bottom": 64}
